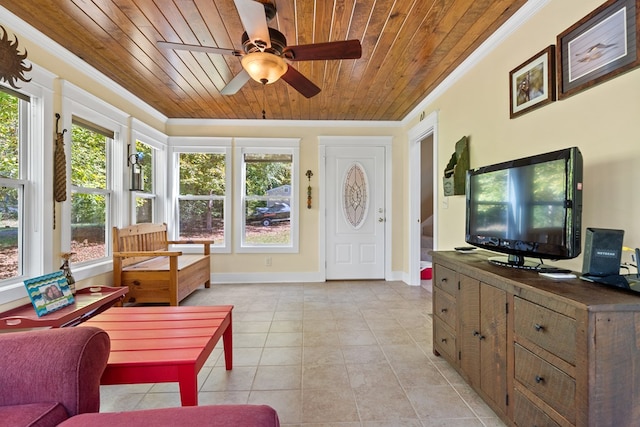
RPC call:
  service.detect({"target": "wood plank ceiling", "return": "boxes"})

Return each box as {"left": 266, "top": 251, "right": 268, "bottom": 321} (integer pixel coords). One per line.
{"left": 1, "top": 0, "right": 527, "bottom": 121}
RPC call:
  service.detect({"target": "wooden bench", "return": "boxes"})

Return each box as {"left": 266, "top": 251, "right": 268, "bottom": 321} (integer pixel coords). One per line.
{"left": 112, "top": 223, "right": 212, "bottom": 306}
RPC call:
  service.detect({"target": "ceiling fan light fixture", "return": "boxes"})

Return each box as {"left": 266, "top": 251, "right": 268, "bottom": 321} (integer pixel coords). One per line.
{"left": 241, "top": 52, "right": 287, "bottom": 84}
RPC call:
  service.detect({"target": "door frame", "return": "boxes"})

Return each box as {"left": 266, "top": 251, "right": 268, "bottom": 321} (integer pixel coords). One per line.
{"left": 319, "top": 136, "right": 393, "bottom": 281}
{"left": 408, "top": 111, "right": 439, "bottom": 286}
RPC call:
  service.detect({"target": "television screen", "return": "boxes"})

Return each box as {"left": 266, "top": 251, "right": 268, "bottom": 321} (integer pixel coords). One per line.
{"left": 465, "top": 147, "right": 583, "bottom": 269}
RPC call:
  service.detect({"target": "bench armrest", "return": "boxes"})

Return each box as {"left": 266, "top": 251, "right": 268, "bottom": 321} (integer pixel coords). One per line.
{"left": 113, "top": 250, "right": 183, "bottom": 258}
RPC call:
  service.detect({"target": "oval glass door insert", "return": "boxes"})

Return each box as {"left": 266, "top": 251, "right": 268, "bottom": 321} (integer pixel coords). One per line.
{"left": 342, "top": 162, "right": 369, "bottom": 229}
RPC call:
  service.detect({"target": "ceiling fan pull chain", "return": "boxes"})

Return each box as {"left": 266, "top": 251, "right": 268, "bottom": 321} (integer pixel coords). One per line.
{"left": 261, "top": 78, "right": 267, "bottom": 119}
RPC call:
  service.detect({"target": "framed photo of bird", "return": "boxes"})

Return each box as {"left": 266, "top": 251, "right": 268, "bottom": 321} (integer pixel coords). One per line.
{"left": 509, "top": 45, "right": 556, "bottom": 118}
{"left": 557, "top": 0, "right": 640, "bottom": 99}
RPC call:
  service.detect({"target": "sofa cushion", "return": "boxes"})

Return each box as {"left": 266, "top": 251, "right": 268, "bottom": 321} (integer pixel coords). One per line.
{"left": 57, "top": 404, "right": 280, "bottom": 427}
{"left": 0, "top": 402, "right": 69, "bottom": 427}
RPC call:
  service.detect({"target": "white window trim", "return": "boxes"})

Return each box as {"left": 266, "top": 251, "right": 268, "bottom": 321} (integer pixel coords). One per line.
{"left": 0, "top": 68, "right": 55, "bottom": 305}
{"left": 61, "top": 81, "right": 128, "bottom": 280}
{"left": 129, "top": 118, "right": 168, "bottom": 225}
{"left": 234, "top": 138, "right": 300, "bottom": 254}
{"left": 168, "top": 137, "right": 232, "bottom": 253}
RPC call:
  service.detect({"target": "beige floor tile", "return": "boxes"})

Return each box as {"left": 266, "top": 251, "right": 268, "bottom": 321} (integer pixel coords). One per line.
{"left": 302, "top": 364, "right": 351, "bottom": 390}
{"left": 302, "top": 389, "right": 359, "bottom": 423}
{"left": 253, "top": 365, "right": 302, "bottom": 390}
{"left": 97, "top": 281, "right": 503, "bottom": 426}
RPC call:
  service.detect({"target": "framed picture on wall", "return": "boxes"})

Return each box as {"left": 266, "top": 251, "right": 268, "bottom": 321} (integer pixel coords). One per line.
{"left": 509, "top": 46, "right": 556, "bottom": 118}
{"left": 557, "top": 0, "right": 640, "bottom": 99}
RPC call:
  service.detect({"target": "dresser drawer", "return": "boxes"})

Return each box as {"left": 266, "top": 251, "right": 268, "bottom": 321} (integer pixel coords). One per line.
{"left": 514, "top": 297, "right": 576, "bottom": 364}
{"left": 513, "top": 388, "right": 561, "bottom": 427}
{"left": 434, "top": 265, "right": 457, "bottom": 296}
{"left": 434, "top": 321, "right": 456, "bottom": 362}
{"left": 434, "top": 289, "right": 456, "bottom": 329}
{"left": 514, "top": 344, "right": 575, "bottom": 424}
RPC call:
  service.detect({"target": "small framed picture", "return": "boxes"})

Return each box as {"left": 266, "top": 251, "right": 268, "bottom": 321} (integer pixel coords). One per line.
{"left": 557, "top": 0, "right": 640, "bottom": 99}
{"left": 24, "top": 271, "right": 75, "bottom": 317}
{"left": 509, "top": 46, "right": 556, "bottom": 118}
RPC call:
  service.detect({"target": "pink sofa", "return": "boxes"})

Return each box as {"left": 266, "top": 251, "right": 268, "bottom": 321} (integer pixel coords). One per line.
{"left": 0, "top": 327, "right": 279, "bottom": 427}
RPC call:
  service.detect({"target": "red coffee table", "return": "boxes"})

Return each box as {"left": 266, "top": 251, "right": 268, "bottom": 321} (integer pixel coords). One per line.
{"left": 80, "top": 305, "right": 233, "bottom": 406}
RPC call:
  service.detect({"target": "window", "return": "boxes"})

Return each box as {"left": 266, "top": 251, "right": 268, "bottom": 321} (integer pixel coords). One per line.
{"left": 0, "top": 88, "right": 28, "bottom": 281}
{"left": 132, "top": 140, "right": 155, "bottom": 224}
{"left": 175, "top": 149, "right": 229, "bottom": 247}
{"left": 235, "top": 139, "right": 299, "bottom": 252}
{"left": 70, "top": 117, "right": 113, "bottom": 263}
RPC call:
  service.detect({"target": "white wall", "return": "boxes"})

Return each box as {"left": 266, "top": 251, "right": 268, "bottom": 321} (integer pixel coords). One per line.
{"left": 409, "top": 0, "right": 640, "bottom": 271}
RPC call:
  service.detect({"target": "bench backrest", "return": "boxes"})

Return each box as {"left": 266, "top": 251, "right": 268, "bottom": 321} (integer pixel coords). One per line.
{"left": 113, "top": 223, "right": 169, "bottom": 267}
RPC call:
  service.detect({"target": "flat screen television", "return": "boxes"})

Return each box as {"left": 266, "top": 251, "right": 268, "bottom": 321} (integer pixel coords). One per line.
{"left": 465, "top": 147, "right": 583, "bottom": 270}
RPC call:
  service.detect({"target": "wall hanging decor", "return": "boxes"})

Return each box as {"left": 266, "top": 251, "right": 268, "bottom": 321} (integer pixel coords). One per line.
{"left": 557, "top": 0, "right": 640, "bottom": 99}
{"left": 443, "top": 136, "right": 469, "bottom": 196}
{"left": 0, "top": 25, "right": 32, "bottom": 89}
{"left": 509, "top": 45, "right": 556, "bottom": 118}
{"left": 305, "top": 169, "right": 313, "bottom": 209}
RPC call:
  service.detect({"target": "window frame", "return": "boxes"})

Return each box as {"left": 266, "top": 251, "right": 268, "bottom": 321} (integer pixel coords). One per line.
{"left": 234, "top": 138, "right": 300, "bottom": 254}
{"left": 61, "top": 81, "right": 128, "bottom": 280}
{"left": 0, "top": 70, "right": 54, "bottom": 305}
{"left": 130, "top": 119, "right": 167, "bottom": 225}
{"left": 169, "top": 137, "right": 232, "bottom": 254}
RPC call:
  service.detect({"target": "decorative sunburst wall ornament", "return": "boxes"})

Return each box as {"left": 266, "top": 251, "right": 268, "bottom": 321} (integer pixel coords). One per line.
{"left": 0, "top": 25, "right": 32, "bottom": 89}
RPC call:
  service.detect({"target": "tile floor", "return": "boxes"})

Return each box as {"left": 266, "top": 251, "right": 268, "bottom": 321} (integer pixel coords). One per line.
{"left": 99, "top": 280, "right": 506, "bottom": 426}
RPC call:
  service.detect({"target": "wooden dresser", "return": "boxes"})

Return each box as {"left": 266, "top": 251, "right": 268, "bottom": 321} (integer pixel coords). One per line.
{"left": 432, "top": 251, "right": 640, "bottom": 427}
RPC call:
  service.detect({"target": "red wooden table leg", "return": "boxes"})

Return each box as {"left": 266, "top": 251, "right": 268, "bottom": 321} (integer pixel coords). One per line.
{"left": 223, "top": 313, "right": 233, "bottom": 370}
{"left": 177, "top": 365, "right": 198, "bottom": 406}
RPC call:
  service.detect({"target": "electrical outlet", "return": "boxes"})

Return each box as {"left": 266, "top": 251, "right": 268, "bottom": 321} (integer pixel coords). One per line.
{"left": 265, "top": 257, "right": 272, "bottom": 266}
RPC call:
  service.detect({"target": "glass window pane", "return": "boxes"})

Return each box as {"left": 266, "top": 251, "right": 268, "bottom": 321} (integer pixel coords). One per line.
{"left": 136, "top": 140, "right": 153, "bottom": 193}
{"left": 135, "top": 197, "right": 153, "bottom": 224}
{"left": 0, "top": 91, "right": 19, "bottom": 179}
{"left": 179, "top": 153, "right": 225, "bottom": 196}
{"left": 244, "top": 201, "right": 290, "bottom": 245}
{"left": 0, "top": 186, "right": 20, "bottom": 279}
{"left": 71, "top": 193, "right": 106, "bottom": 262}
{"left": 71, "top": 124, "right": 107, "bottom": 189}
{"left": 244, "top": 154, "right": 292, "bottom": 197}
{"left": 178, "top": 199, "right": 224, "bottom": 243}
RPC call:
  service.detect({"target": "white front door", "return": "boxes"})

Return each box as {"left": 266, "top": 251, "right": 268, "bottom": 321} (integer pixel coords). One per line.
{"left": 325, "top": 146, "right": 385, "bottom": 279}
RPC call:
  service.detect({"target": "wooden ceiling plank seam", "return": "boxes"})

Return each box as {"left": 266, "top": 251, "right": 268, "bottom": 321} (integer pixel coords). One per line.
{"left": 337, "top": 0, "right": 402, "bottom": 120}
{"left": 57, "top": 0, "right": 193, "bottom": 116}
{"left": 363, "top": 0, "right": 479, "bottom": 119}
{"left": 383, "top": 0, "right": 528, "bottom": 119}
{"left": 340, "top": 0, "right": 413, "bottom": 118}
{"left": 358, "top": 0, "right": 425, "bottom": 119}
{"left": 136, "top": 0, "right": 239, "bottom": 118}
{"left": 107, "top": 0, "right": 231, "bottom": 117}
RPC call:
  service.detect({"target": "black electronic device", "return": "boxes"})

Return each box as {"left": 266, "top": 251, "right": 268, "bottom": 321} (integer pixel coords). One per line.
{"left": 581, "top": 228, "right": 624, "bottom": 277}
{"left": 465, "top": 147, "right": 583, "bottom": 270}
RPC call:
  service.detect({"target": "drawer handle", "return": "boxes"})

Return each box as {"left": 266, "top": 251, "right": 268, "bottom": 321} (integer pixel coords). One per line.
{"left": 534, "top": 323, "right": 545, "bottom": 332}
{"left": 441, "top": 338, "right": 447, "bottom": 343}
{"left": 440, "top": 308, "right": 448, "bottom": 313}
{"left": 535, "top": 375, "right": 544, "bottom": 384}
{"left": 441, "top": 277, "right": 448, "bottom": 283}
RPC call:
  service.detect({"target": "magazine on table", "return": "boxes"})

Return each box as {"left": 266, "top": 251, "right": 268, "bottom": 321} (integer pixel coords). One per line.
{"left": 23, "top": 271, "right": 75, "bottom": 316}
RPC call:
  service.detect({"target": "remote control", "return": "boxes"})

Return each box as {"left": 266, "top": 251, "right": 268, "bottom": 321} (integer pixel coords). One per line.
{"left": 455, "top": 246, "right": 477, "bottom": 251}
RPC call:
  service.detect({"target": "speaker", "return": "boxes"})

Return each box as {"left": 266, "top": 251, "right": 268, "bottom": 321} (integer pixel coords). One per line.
{"left": 582, "top": 228, "right": 624, "bottom": 277}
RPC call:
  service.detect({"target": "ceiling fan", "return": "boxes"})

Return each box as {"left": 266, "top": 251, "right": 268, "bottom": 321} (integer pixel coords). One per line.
{"left": 158, "top": 0, "right": 362, "bottom": 98}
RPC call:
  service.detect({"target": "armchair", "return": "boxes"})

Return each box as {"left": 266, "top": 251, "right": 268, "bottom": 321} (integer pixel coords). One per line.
{"left": 0, "top": 327, "right": 279, "bottom": 427}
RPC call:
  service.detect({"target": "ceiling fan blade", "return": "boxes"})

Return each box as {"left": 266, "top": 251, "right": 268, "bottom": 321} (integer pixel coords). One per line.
{"left": 220, "top": 69, "right": 251, "bottom": 95}
{"left": 234, "top": 0, "right": 271, "bottom": 49}
{"left": 283, "top": 40, "right": 362, "bottom": 61}
{"left": 158, "top": 41, "right": 241, "bottom": 56}
{"left": 281, "top": 66, "right": 321, "bottom": 98}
